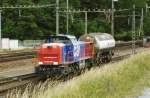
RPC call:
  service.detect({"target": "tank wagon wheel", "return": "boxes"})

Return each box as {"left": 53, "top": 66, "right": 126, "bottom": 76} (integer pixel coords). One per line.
{"left": 104, "top": 55, "right": 108, "bottom": 63}
{"left": 94, "top": 52, "right": 103, "bottom": 65}
{"left": 105, "top": 51, "right": 113, "bottom": 63}
{"left": 93, "top": 51, "right": 113, "bottom": 66}
{"left": 107, "top": 54, "right": 112, "bottom": 62}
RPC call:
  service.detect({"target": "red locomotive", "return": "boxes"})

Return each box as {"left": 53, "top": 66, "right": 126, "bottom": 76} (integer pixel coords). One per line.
{"left": 36, "top": 33, "right": 115, "bottom": 79}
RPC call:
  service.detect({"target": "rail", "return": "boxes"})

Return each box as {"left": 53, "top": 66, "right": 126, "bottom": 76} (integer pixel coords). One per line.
{"left": 0, "top": 52, "right": 37, "bottom": 62}
{"left": 0, "top": 73, "right": 36, "bottom": 92}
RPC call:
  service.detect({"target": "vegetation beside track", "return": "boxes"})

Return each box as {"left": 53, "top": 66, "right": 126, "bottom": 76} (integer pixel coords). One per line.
{"left": 7, "top": 51, "right": 150, "bottom": 98}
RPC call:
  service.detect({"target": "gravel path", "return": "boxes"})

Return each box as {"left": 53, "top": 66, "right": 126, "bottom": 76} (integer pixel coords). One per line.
{"left": 0, "top": 59, "right": 37, "bottom": 72}
{"left": 138, "top": 88, "right": 150, "bottom": 98}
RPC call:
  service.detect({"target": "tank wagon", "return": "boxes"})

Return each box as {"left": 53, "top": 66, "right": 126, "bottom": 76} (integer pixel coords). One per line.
{"left": 79, "top": 33, "right": 115, "bottom": 64}
{"left": 35, "top": 33, "right": 115, "bottom": 79}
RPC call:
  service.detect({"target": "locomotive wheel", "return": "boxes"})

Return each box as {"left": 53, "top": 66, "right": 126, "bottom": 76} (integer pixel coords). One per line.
{"left": 73, "top": 64, "right": 81, "bottom": 75}
{"left": 86, "top": 59, "right": 94, "bottom": 70}
{"left": 95, "top": 55, "right": 103, "bottom": 65}
{"left": 35, "top": 66, "right": 47, "bottom": 81}
{"left": 107, "top": 54, "right": 112, "bottom": 62}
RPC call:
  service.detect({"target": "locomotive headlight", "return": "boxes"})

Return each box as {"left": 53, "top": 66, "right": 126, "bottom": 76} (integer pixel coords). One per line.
{"left": 38, "top": 62, "right": 43, "bottom": 65}
{"left": 53, "top": 62, "right": 58, "bottom": 65}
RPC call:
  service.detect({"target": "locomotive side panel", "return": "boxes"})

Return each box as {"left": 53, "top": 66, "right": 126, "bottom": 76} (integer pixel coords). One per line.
{"left": 79, "top": 43, "right": 86, "bottom": 60}
{"left": 84, "top": 42, "right": 95, "bottom": 59}
{"left": 63, "top": 44, "right": 74, "bottom": 64}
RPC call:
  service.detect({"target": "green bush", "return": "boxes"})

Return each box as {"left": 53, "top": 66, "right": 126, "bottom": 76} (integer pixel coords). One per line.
{"left": 115, "top": 31, "right": 132, "bottom": 41}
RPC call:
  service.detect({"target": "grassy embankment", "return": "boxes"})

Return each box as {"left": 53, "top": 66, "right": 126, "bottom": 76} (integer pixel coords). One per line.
{"left": 8, "top": 51, "right": 150, "bottom": 98}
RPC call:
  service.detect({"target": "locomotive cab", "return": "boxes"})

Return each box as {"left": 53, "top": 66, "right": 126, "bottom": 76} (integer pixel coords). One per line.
{"left": 38, "top": 35, "right": 74, "bottom": 66}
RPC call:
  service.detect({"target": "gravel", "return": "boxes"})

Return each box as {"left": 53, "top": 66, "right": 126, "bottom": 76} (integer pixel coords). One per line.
{"left": 138, "top": 88, "right": 150, "bottom": 98}
{"left": 0, "top": 59, "right": 37, "bottom": 72}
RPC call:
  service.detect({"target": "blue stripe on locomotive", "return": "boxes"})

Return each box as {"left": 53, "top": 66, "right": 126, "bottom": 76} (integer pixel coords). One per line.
{"left": 73, "top": 45, "right": 79, "bottom": 62}
{"left": 62, "top": 42, "right": 86, "bottom": 64}
{"left": 73, "top": 42, "right": 86, "bottom": 62}
{"left": 79, "top": 43, "right": 85, "bottom": 60}
{"left": 62, "top": 44, "right": 74, "bottom": 64}
{"left": 62, "top": 46, "right": 65, "bottom": 64}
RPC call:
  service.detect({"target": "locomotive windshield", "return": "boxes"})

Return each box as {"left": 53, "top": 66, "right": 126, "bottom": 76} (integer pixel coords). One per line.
{"left": 45, "top": 36, "right": 72, "bottom": 44}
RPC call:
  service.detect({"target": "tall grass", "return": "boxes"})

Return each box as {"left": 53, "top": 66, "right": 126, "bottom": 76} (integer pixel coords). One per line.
{"left": 7, "top": 51, "right": 150, "bottom": 98}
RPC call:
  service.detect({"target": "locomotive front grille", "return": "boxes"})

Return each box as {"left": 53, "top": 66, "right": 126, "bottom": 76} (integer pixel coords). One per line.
{"left": 41, "top": 54, "right": 58, "bottom": 57}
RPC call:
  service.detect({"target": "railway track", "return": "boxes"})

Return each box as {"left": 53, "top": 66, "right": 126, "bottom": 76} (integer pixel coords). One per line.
{"left": 0, "top": 51, "right": 37, "bottom": 62}
{"left": 0, "top": 73, "right": 36, "bottom": 92}
{"left": 0, "top": 53, "right": 131, "bottom": 97}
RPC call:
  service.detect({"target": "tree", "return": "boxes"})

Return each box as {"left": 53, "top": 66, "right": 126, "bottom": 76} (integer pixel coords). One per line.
{"left": 1, "top": 0, "right": 149, "bottom": 40}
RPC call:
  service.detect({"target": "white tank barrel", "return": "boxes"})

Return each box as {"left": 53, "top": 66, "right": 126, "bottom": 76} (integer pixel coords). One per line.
{"left": 79, "top": 33, "right": 115, "bottom": 50}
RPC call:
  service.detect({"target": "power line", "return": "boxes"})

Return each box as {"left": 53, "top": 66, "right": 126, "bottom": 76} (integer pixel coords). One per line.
{"left": 132, "top": 4, "right": 136, "bottom": 54}
{"left": 59, "top": 8, "right": 131, "bottom": 13}
{"left": 56, "top": 0, "right": 59, "bottom": 35}
{"left": 59, "top": 8, "right": 133, "bottom": 35}
{"left": 0, "top": 4, "right": 55, "bottom": 9}
{"left": 59, "top": 9, "right": 105, "bottom": 13}
{"left": 0, "top": 10, "right": 1, "bottom": 49}
{"left": 146, "top": 3, "right": 148, "bottom": 14}
{"left": 85, "top": 11, "right": 88, "bottom": 34}
{"left": 111, "top": 0, "right": 114, "bottom": 37}
{"left": 66, "top": 0, "right": 69, "bottom": 33}
{"left": 138, "top": 8, "right": 144, "bottom": 38}
{"left": 115, "top": 15, "right": 141, "bottom": 18}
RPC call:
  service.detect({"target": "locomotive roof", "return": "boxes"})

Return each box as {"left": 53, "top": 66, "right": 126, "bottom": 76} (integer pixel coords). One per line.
{"left": 46, "top": 34, "right": 76, "bottom": 39}
{"left": 80, "top": 33, "right": 113, "bottom": 38}
{"left": 86, "top": 33, "right": 112, "bottom": 37}
{"left": 79, "top": 33, "right": 115, "bottom": 42}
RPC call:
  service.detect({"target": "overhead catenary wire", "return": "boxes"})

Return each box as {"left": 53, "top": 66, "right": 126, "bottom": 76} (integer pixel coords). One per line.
{"left": 0, "top": 4, "right": 56, "bottom": 9}
{"left": 0, "top": 10, "right": 1, "bottom": 49}
{"left": 59, "top": 8, "right": 131, "bottom": 13}
{"left": 59, "top": 8, "right": 132, "bottom": 35}
{"left": 56, "top": 0, "right": 59, "bottom": 35}
{"left": 115, "top": 15, "right": 141, "bottom": 18}
{"left": 66, "top": 0, "right": 69, "bottom": 34}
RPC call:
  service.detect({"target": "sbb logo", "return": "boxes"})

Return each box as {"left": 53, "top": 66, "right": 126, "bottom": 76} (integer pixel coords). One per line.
{"left": 74, "top": 45, "right": 80, "bottom": 58}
